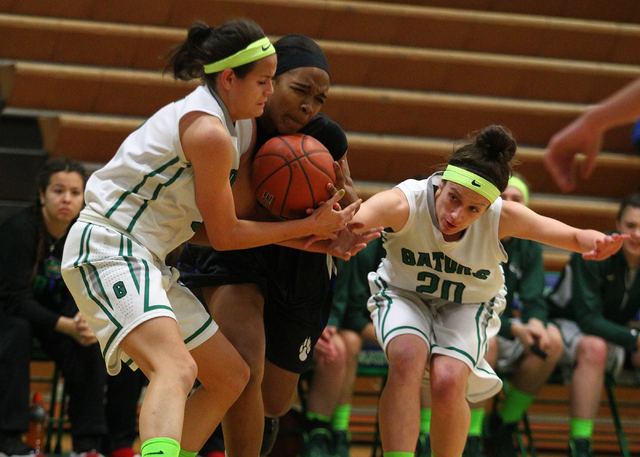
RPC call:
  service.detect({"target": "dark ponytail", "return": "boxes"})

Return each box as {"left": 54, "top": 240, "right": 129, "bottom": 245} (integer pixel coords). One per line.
{"left": 165, "top": 19, "right": 267, "bottom": 88}
{"left": 448, "top": 125, "right": 517, "bottom": 192}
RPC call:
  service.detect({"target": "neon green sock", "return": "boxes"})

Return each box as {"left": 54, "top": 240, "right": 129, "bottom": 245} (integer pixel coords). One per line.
{"left": 570, "top": 417, "right": 594, "bottom": 438}
{"left": 178, "top": 450, "right": 197, "bottom": 457}
{"left": 499, "top": 385, "right": 535, "bottom": 424}
{"left": 384, "top": 453, "right": 414, "bottom": 457}
{"left": 420, "top": 408, "right": 431, "bottom": 434}
{"left": 306, "top": 410, "right": 332, "bottom": 423}
{"left": 468, "top": 408, "right": 485, "bottom": 437}
{"left": 140, "top": 438, "right": 180, "bottom": 457}
{"left": 332, "top": 404, "right": 351, "bottom": 431}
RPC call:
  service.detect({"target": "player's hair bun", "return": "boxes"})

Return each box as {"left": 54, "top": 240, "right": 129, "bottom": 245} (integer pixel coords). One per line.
{"left": 475, "top": 125, "right": 517, "bottom": 164}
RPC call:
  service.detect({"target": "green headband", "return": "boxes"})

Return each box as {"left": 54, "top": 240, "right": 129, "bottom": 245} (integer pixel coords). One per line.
{"left": 442, "top": 165, "right": 501, "bottom": 204}
{"left": 204, "top": 37, "right": 275, "bottom": 74}
{"left": 507, "top": 175, "right": 530, "bottom": 206}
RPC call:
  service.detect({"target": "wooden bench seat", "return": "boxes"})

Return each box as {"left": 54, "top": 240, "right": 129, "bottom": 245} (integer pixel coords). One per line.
{"left": 0, "top": 13, "right": 184, "bottom": 70}
{"left": 0, "top": 61, "right": 197, "bottom": 118}
{"left": 345, "top": 134, "right": 640, "bottom": 200}
{"left": 4, "top": 0, "right": 640, "bottom": 65}
{"left": 3, "top": 14, "right": 640, "bottom": 104}
{"left": 30, "top": 109, "right": 640, "bottom": 200}
{"left": 38, "top": 113, "right": 143, "bottom": 163}
{"left": 2, "top": 61, "right": 635, "bottom": 151}
{"left": 339, "top": 0, "right": 640, "bottom": 25}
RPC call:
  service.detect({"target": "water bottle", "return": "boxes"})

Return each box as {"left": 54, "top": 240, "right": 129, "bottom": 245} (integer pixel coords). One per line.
{"left": 25, "top": 392, "right": 46, "bottom": 456}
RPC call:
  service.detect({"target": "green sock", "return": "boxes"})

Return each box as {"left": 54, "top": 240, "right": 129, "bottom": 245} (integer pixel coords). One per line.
{"left": 420, "top": 408, "right": 431, "bottom": 435}
{"left": 499, "top": 385, "right": 535, "bottom": 424}
{"left": 140, "top": 438, "right": 180, "bottom": 457}
{"left": 570, "top": 417, "right": 594, "bottom": 439}
{"left": 306, "top": 410, "right": 332, "bottom": 434}
{"left": 306, "top": 410, "right": 332, "bottom": 423}
{"left": 468, "top": 408, "right": 485, "bottom": 437}
{"left": 384, "top": 453, "right": 414, "bottom": 457}
{"left": 332, "top": 404, "right": 351, "bottom": 431}
{"left": 178, "top": 450, "right": 197, "bottom": 457}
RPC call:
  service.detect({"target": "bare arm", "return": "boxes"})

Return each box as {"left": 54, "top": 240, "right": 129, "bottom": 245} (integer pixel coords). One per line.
{"left": 279, "top": 224, "right": 383, "bottom": 260}
{"left": 181, "top": 112, "right": 360, "bottom": 251}
{"left": 351, "top": 187, "right": 411, "bottom": 233}
{"left": 498, "top": 200, "right": 627, "bottom": 260}
{"left": 545, "top": 79, "right": 640, "bottom": 192}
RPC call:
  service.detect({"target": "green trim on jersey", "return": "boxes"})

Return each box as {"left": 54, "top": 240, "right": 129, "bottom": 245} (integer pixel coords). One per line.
{"left": 126, "top": 166, "right": 187, "bottom": 232}
{"left": 121, "top": 235, "right": 141, "bottom": 293}
{"left": 104, "top": 157, "right": 189, "bottom": 233}
{"left": 75, "top": 225, "right": 123, "bottom": 363}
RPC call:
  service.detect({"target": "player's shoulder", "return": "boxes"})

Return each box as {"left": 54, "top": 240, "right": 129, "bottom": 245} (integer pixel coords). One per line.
{"left": 300, "top": 113, "right": 348, "bottom": 160}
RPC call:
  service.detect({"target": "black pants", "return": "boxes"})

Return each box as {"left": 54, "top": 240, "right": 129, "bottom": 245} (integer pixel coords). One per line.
{"left": 0, "top": 313, "right": 143, "bottom": 451}
{"left": 104, "top": 364, "right": 146, "bottom": 452}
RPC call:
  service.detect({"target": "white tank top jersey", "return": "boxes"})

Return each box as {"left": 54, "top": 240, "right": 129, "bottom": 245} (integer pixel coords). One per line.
{"left": 377, "top": 172, "right": 507, "bottom": 304}
{"left": 80, "top": 85, "right": 253, "bottom": 261}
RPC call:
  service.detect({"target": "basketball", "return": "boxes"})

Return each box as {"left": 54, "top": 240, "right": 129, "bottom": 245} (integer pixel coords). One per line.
{"left": 251, "top": 133, "right": 336, "bottom": 220}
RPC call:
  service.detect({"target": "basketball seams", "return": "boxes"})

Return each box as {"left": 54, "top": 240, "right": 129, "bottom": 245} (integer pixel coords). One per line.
{"left": 299, "top": 135, "right": 333, "bottom": 206}
{"left": 251, "top": 133, "right": 336, "bottom": 219}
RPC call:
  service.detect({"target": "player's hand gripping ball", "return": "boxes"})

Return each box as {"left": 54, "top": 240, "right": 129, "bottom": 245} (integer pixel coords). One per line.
{"left": 251, "top": 133, "right": 337, "bottom": 219}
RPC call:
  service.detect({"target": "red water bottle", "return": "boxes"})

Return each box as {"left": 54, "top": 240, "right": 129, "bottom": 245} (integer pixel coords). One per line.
{"left": 25, "top": 392, "right": 46, "bottom": 457}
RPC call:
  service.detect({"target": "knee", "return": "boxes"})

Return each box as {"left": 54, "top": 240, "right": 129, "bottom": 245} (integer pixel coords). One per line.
{"left": 546, "top": 326, "right": 564, "bottom": 362}
{"left": 341, "top": 330, "right": 363, "bottom": 360}
{"left": 163, "top": 354, "right": 199, "bottom": 396}
{"left": 386, "top": 336, "right": 428, "bottom": 379}
{"left": 329, "top": 335, "right": 349, "bottom": 368}
{"left": 430, "top": 361, "right": 467, "bottom": 401}
{"left": 576, "top": 336, "right": 607, "bottom": 369}
{"left": 227, "top": 356, "right": 251, "bottom": 400}
{"left": 263, "top": 387, "right": 297, "bottom": 417}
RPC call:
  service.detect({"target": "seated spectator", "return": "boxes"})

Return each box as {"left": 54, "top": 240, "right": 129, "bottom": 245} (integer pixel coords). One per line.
{"left": 483, "top": 174, "right": 564, "bottom": 457}
{"left": 301, "top": 237, "right": 383, "bottom": 457}
{"left": 0, "top": 158, "right": 107, "bottom": 457}
{"left": 547, "top": 191, "right": 640, "bottom": 457}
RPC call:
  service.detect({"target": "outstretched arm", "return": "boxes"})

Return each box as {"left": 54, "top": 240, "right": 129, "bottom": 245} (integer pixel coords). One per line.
{"left": 279, "top": 223, "right": 383, "bottom": 261}
{"left": 499, "top": 200, "right": 628, "bottom": 261}
{"left": 544, "top": 79, "right": 640, "bottom": 192}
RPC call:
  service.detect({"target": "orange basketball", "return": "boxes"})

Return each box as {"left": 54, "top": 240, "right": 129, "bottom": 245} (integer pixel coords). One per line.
{"left": 251, "top": 133, "right": 336, "bottom": 220}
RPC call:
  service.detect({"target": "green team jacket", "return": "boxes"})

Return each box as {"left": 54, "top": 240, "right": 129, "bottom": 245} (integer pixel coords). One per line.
{"left": 499, "top": 237, "right": 548, "bottom": 339}
{"left": 547, "top": 248, "right": 640, "bottom": 352}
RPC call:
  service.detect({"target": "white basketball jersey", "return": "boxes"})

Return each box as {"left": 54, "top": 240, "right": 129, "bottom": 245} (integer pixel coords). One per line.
{"left": 80, "top": 85, "right": 252, "bottom": 261}
{"left": 378, "top": 172, "right": 507, "bottom": 304}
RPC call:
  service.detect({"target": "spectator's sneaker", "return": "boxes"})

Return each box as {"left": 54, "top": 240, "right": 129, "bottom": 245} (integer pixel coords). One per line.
{"left": 110, "top": 447, "right": 140, "bottom": 457}
{"left": 70, "top": 450, "right": 106, "bottom": 457}
{"left": 260, "top": 416, "right": 280, "bottom": 456}
{"left": 569, "top": 438, "right": 594, "bottom": 457}
{"left": 332, "top": 430, "right": 350, "bottom": 457}
{"left": 415, "top": 433, "right": 431, "bottom": 457}
{"left": 483, "top": 414, "right": 518, "bottom": 457}
{"left": 300, "top": 428, "right": 333, "bottom": 457}
{"left": 0, "top": 433, "right": 36, "bottom": 457}
{"left": 462, "top": 436, "right": 486, "bottom": 457}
